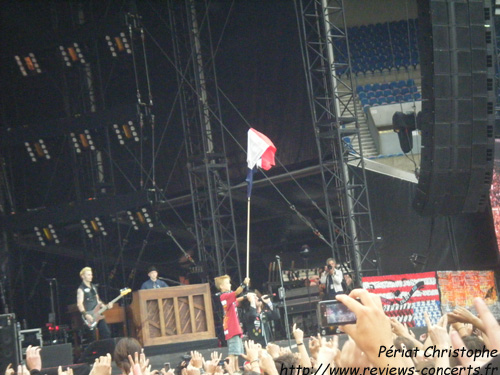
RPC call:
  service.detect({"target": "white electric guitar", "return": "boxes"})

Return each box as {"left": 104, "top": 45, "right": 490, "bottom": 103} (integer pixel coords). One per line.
{"left": 82, "top": 287, "right": 131, "bottom": 329}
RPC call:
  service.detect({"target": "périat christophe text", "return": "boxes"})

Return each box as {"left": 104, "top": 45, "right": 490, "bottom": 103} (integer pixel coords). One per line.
{"left": 278, "top": 345, "right": 499, "bottom": 375}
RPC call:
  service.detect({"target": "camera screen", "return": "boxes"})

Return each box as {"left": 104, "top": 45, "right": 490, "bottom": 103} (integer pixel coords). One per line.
{"left": 318, "top": 300, "right": 357, "bottom": 326}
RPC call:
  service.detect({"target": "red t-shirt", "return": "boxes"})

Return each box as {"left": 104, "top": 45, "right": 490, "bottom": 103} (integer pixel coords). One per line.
{"left": 220, "top": 291, "right": 243, "bottom": 340}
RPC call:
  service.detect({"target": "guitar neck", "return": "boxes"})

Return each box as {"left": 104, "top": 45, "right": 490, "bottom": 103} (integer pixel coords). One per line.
{"left": 97, "top": 294, "right": 126, "bottom": 315}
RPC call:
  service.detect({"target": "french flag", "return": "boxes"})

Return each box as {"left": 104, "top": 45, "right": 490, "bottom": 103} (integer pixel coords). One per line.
{"left": 246, "top": 128, "right": 276, "bottom": 197}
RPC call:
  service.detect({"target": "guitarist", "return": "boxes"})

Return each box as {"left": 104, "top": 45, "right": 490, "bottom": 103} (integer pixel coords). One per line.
{"left": 76, "top": 267, "right": 113, "bottom": 340}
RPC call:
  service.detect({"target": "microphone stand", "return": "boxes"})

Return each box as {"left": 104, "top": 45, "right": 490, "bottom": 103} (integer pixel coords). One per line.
{"left": 304, "top": 258, "right": 312, "bottom": 333}
{"left": 276, "top": 256, "right": 292, "bottom": 348}
{"left": 157, "top": 276, "right": 182, "bottom": 285}
{"left": 48, "top": 278, "right": 57, "bottom": 324}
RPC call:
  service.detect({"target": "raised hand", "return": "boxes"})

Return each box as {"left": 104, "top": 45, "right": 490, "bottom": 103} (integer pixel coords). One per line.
{"left": 292, "top": 323, "right": 304, "bottom": 344}
{"left": 90, "top": 354, "right": 112, "bottom": 375}
{"left": 266, "top": 343, "right": 280, "bottom": 359}
{"left": 336, "top": 289, "right": 404, "bottom": 368}
{"left": 190, "top": 351, "right": 204, "bottom": 369}
{"left": 58, "top": 366, "right": 74, "bottom": 375}
{"left": 308, "top": 334, "right": 321, "bottom": 359}
{"left": 203, "top": 351, "right": 222, "bottom": 374}
{"left": 26, "top": 345, "right": 42, "bottom": 371}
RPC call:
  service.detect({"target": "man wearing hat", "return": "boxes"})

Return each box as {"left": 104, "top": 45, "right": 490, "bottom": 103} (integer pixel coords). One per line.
{"left": 140, "top": 266, "right": 169, "bottom": 289}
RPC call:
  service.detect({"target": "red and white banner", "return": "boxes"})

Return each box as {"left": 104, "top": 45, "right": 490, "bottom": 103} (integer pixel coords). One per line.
{"left": 362, "top": 272, "right": 441, "bottom": 327}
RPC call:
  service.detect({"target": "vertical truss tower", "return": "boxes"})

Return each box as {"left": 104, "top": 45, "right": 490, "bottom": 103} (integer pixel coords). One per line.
{"left": 297, "top": 0, "right": 379, "bottom": 279}
{"left": 168, "top": 0, "right": 241, "bottom": 283}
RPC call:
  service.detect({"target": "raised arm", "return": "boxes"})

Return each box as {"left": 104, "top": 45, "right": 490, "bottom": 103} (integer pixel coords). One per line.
{"left": 235, "top": 277, "right": 250, "bottom": 296}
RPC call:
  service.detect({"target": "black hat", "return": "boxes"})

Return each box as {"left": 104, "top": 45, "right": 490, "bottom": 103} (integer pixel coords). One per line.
{"left": 147, "top": 266, "right": 157, "bottom": 273}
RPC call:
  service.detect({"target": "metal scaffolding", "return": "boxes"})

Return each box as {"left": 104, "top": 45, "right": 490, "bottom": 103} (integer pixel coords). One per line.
{"left": 168, "top": 0, "right": 241, "bottom": 283}
{"left": 296, "top": 0, "right": 379, "bottom": 280}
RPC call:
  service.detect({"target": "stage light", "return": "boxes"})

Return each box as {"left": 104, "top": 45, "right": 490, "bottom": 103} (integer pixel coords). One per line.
{"left": 38, "top": 139, "right": 51, "bottom": 159}
{"left": 41, "top": 224, "right": 60, "bottom": 244}
{"left": 48, "top": 224, "right": 60, "bottom": 244}
{"left": 25, "top": 140, "right": 50, "bottom": 160}
{"left": 105, "top": 32, "right": 132, "bottom": 57}
{"left": 84, "top": 130, "right": 95, "bottom": 150}
{"left": 24, "top": 142, "right": 37, "bottom": 162}
{"left": 59, "top": 43, "right": 86, "bottom": 67}
{"left": 127, "top": 210, "right": 139, "bottom": 230}
{"left": 91, "top": 217, "right": 107, "bottom": 236}
{"left": 73, "top": 43, "right": 86, "bottom": 64}
{"left": 80, "top": 219, "right": 94, "bottom": 238}
{"left": 77, "top": 130, "right": 96, "bottom": 151}
{"left": 34, "top": 226, "right": 46, "bottom": 246}
{"left": 70, "top": 133, "right": 82, "bottom": 153}
{"left": 14, "top": 53, "right": 42, "bottom": 76}
{"left": 113, "top": 124, "right": 125, "bottom": 145}
{"left": 59, "top": 46, "right": 72, "bottom": 67}
{"left": 113, "top": 121, "right": 139, "bottom": 145}
{"left": 15, "top": 56, "right": 27, "bottom": 76}
{"left": 140, "top": 207, "right": 154, "bottom": 228}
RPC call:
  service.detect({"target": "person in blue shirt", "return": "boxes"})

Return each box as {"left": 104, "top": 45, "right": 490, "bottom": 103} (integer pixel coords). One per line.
{"left": 140, "top": 266, "right": 169, "bottom": 289}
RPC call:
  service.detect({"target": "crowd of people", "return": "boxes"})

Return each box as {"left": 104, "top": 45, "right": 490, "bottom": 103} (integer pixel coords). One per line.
{"left": 5, "top": 259, "right": 500, "bottom": 375}
{"left": 5, "top": 290, "right": 500, "bottom": 375}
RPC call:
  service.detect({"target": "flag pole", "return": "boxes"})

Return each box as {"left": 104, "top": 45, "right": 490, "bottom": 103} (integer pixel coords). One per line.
{"left": 246, "top": 196, "right": 251, "bottom": 279}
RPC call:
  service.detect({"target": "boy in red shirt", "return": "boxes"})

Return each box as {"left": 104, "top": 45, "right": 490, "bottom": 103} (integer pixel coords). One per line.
{"left": 214, "top": 275, "right": 250, "bottom": 372}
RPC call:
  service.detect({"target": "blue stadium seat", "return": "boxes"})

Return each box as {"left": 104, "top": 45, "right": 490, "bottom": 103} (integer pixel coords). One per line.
{"left": 393, "top": 88, "right": 401, "bottom": 96}
{"left": 365, "top": 90, "right": 375, "bottom": 98}
{"left": 413, "top": 92, "right": 422, "bottom": 100}
{"left": 396, "top": 94, "right": 404, "bottom": 103}
{"left": 378, "top": 97, "right": 388, "bottom": 105}
{"left": 383, "top": 89, "right": 392, "bottom": 97}
{"left": 380, "top": 83, "right": 390, "bottom": 91}
{"left": 397, "top": 80, "right": 406, "bottom": 88}
{"left": 361, "top": 98, "right": 370, "bottom": 108}
{"left": 358, "top": 92, "right": 367, "bottom": 100}
{"left": 369, "top": 97, "right": 378, "bottom": 106}
{"left": 387, "top": 95, "right": 396, "bottom": 104}
{"left": 356, "top": 85, "right": 364, "bottom": 93}
{"left": 372, "top": 83, "right": 381, "bottom": 91}
{"left": 400, "top": 87, "right": 410, "bottom": 95}
{"left": 403, "top": 93, "right": 413, "bottom": 102}
{"left": 409, "top": 86, "right": 418, "bottom": 93}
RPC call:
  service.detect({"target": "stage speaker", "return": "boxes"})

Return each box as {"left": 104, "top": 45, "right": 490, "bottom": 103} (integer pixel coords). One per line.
{"left": 414, "top": 0, "right": 495, "bottom": 215}
{"left": 41, "top": 343, "right": 73, "bottom": 368}
{"left": 0, "top": 314, "right": 20, "bottom": 374}
{"left": 80, "top": 338, "right": 119, "bottom": 364}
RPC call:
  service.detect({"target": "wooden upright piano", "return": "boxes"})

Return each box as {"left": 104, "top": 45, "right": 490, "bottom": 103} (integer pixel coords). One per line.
{"left": 128, "top": 283, "right": 215, "bottom": 347}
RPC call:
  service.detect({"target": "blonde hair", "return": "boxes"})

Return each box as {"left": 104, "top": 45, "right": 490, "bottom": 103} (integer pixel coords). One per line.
{"left": 214, "top": 275, "right": 230, "bottom": 291}
{"left": 79, "top": 267, "right": 92, "bottom": 277}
